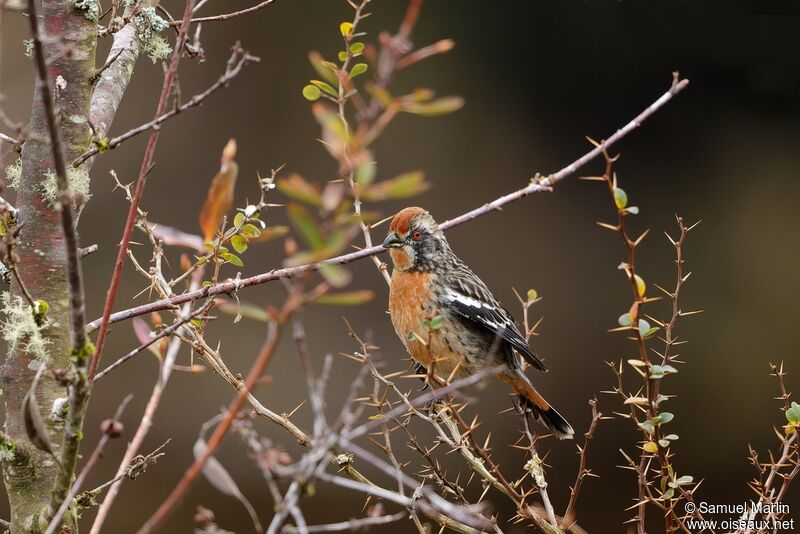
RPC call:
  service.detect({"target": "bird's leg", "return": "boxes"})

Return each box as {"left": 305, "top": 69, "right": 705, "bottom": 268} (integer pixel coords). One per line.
{"left": 413, "top": 361, "right": 429, "bottom": 391}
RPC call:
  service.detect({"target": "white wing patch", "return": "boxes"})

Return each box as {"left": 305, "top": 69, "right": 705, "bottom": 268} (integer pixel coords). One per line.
{"left": 444, "top": 288, "right": 505, "bottom": 330}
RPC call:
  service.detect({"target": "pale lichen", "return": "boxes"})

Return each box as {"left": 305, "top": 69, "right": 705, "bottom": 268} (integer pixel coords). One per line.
{"left": 133, "top": 6, "right": 171, "bottom": 63}
{"left": 39, "top": 167, "right": 91, "bottom": 206}
{"left": 73, "top": 0, "right": 99, "bottom": 21}
{"left": 5, "top": 157, "right": 22, "bottom": 189}
{"left": 23, "top": 39, "right": 34, "bottom": 58}
{"left": 1, "top": 292, "right": 51, "bottom": 361}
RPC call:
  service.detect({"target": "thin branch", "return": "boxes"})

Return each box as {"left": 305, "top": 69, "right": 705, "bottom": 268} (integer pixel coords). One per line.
{"left": 85, "top": 75, "right": 689, "bottom": 332}
{"left": 44, "top": 395, "right": 133, "bottom": 534}
{"left": 86, "top": 0, "right": 196, "bottom": 382}
{"left": 0, "top": 131, "right": 18, "bottom": 146}
{"left": 281, "top": 512, "right": 407, "bottom": 533}
{"left": 94, "top": 299, "right": 213, "bottom": 380}
{"left": 136, "top": 290, "right": 304, "bottom": 533}
{"left": 561, "top": 398, "right": 602, "bottom": 530}
{"left": 74, "top": 46, "right": 258, "bottom": 167}
{"left": 171, "top": 0, "right": 274, "bottom": 25}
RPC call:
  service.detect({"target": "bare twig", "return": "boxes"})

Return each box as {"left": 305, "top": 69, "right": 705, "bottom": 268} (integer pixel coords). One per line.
{"left": 94, "top": 299, "right": 213, "bottom": 380}
{"left": 136, "top": 290, "right": 304, "bottom": 533}
{"left": 561, "top": 399, "right": 602, "bottom": 530}
{"left": 44, "top": 395, "right": 133, "bottom": 534}
{"left": 74, "top": 46, "right": 258, "bottom": 167}
{"left": 281, "top": 511, "right": 407, "bottom": 533}
{"left": 86, "top": 0, "right": 196, "bottom": 383}
{"left": 171, "top": 0, "right": 274, "bottom": 25}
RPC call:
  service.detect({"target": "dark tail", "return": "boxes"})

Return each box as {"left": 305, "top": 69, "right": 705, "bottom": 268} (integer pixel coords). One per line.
{"left": 499, "top": 371, "right": 574, "bottom": 439}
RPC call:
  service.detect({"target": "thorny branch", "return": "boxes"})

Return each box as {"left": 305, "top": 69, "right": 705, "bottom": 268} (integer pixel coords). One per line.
{"left": 85, "top": 75, "right": 690, "bottom": 332}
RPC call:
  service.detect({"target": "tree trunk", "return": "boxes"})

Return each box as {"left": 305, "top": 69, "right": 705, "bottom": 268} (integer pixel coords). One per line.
{"left": 2, "top": 0, "right": 96, "bottom": 531}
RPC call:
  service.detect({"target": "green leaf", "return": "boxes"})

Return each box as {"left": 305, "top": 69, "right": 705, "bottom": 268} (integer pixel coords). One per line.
{"left": 661, "top": 487, "right": 674, "bottom": 500}
{"left": 277, "top": 174, "right": 322, "bottom": 207}
{"left": 638, "top": 420, "right": 655, "bottom": 434}
{"left": 222, "top": 252, "right": 243, "bottom": 267}
{"left": 231, "top": 234, "right": 248, "bottom": 254}
{"left": 786, "top": 402, "right": 800, "bottom": 425}
{"left": 308, "top": 51, "right": 339, "bottom": 85}
{"left": 657, "top": 412, "right": 674, "bottom": 425}
{"left": 614, "top": 187, "right": 628, "bottom": 209}
{"left": 339, "top": 22, "right": 353, "bottom": 37}
{"left": 313, "top": 290, "right": 375, "bottom": 306}
{"left": 287, "top": 204, "right": 324, "bottom": 250}
{"left": 216, "top": 300, "right": 271, "bottom": 322}
{"left": 401, "top": 96, "right": 465, "bottom": 116}
{"left": 637, "top": 318, "right": 651, "bottom": 333}
{"left": 423, "top": 315, "right": 443, "bottom": 331}
{"left": 349, "top": 63, "right": 368, "bottom": 78}
{"left": 319, "top": 263, "right": 351, "bottom": 288}
{"left": 658, "top": 439, "right": 671, "bottom": 448}
{"left": 642, "top": 326, "right": 660, "bottom": 338}
{"left": 361, "top": 171, "right": 429, "bottom": 201}
{"left": 312, "top": 104, "right": 349, "bottom": 143}
{"left": 664, "top": 434, "right": 679, "bottom": 440}
{"left": 240, "top": 223, "right": 261, "bottom": 239}
{"left": 618, "top": 313, "right": 632, "bottom": 327}
{"left": 643, "top": 441, "right": 658, "bottom": 453}
{"left": 356, "top": 162, "right": 376, "bottom": 187}
{"left": 233, "top": 212, "right": 246, "bottom": 228}
{"left": 626, "top": 206, "right": 640, "bottom": 215}
{"left": 527, "top": 289, "right": 538, "bottom": 300}
{"left": 349, "top": 42, "right": 365, "bottom": 55}
{"left": 670, "top": 475, "right": 694, "bottom": 488}
{"left": 310, "top": 79, "right": 338, "bottom": 97}
{"left": 338, "top": 51, "right": 348, "bottom": 62}
{"left": 302, "top": 84, "right": 321, "bottom": 101}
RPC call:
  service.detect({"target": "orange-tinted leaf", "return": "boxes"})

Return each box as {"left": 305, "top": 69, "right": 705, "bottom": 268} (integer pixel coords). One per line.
{"left": 401, "top": 96, "right": 465, "bottom": 116}
{"left": 276, "top": 174, "right": 322, "bottom": 207}
{"left": 248, "top": 225, "right": 289, "bottom": 244}
{"left": 199, "top": 139, "right": 238, "bottom": 241}
{"left": 361, "top": 171, "right": 429, "bottom": 201}
{"left": 313, "top": 290, "right": 375, "bottom": 305}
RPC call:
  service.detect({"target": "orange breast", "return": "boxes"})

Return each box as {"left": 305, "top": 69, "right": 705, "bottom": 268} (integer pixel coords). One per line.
{"left": 389, "top": 270, "right": 469, "bottom": 378}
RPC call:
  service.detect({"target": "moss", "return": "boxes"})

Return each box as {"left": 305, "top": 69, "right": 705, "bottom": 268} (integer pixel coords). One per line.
{"left": 133, "top": 6, "right": 171, "bottom": 63}
{"left": 5, "top": 157, "right": 22, "bottom": 189}
{"left": 39, "top": 167, "right": 91, "bottom": 206}
{"left": 1, "top": 292, "right": 52, "bottom": 361}
{"left": 70, "top": 341, "right": 96, "bottom": 364}
{"left": 73, "top": 0, "right": 99, "bottom": 21}
{"left": 0, "top": 434, "right": 17, "bottom": 462}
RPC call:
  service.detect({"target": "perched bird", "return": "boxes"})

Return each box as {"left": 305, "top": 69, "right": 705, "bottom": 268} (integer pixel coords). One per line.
{"left": 383, "top": 207, "right": 574, "bottom": 439}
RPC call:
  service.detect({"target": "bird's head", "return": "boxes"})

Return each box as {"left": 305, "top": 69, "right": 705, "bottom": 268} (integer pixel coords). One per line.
{"left": 383, "top": 207, "right": 449, "bottom": 272}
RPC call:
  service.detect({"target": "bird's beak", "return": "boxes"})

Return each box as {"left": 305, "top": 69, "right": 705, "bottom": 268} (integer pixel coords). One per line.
{"left": 382, "top": 232, "right": 404, "bottom": 249}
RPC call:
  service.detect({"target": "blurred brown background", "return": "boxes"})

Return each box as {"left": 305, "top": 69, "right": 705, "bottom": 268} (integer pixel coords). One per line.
{"left": 2, "top": 0, "right": 799, "bottom": 532}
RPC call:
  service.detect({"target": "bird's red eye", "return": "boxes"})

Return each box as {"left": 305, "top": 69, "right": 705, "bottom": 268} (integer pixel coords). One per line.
{"left": 412, "top": 231, "right": 423, "bottom": 241}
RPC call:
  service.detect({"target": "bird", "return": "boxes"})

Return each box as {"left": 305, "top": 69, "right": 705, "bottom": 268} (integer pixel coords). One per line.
{"left": 383, "top": 206, "right": 574, "bottom": 439}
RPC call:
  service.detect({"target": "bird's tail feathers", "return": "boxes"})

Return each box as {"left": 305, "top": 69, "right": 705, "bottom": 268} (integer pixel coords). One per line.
{"left": 500, "top": 371, "right": 574, "bottom": 439}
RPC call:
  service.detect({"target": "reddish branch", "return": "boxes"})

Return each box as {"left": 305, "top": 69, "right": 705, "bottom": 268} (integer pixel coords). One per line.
{"left": 86, "top": 75, "right": 689, "bottom": 333}
{"left": 87, "top": 0, "right": 196, "bottom": 381}
{"left": 136, "top": 289, "right": 303, "bottom": 533}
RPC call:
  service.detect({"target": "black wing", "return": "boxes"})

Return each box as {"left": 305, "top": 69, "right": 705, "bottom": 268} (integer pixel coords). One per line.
{"left": 444, "top": 269, "right": 547, "bottom": 372}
